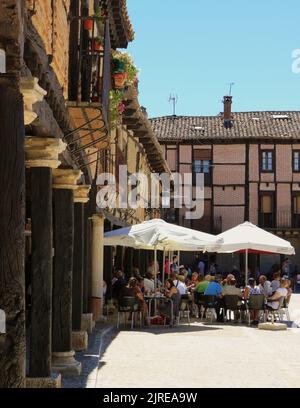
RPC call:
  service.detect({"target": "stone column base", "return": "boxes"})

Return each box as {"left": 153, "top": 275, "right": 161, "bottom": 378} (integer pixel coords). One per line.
{"left": 52, "top": 350, "right": 81, "bottom": 377}
{"left": 72, "top": 330, "right": 88, "bottom": 351}
{"left": 89, "top": 297, "right": 102, "bottom": 322}
{"left": 81, "top": 313, "right": 94, "bottom": 334}
{"left": 26, "top": 373, "right": 61, "bottom": 388}
{"left": 258, "top": 322, "right": 287, "bottom": 331}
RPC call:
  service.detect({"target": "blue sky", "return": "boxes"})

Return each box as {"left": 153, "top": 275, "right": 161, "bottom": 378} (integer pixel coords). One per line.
{"left": 127, "top": 0, "right": 300, "bottom": 118}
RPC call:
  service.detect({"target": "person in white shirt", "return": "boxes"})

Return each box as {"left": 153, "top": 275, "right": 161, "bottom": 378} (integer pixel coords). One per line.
{"left": 267, "top": 279, "right": 289, "bottom": 310}
{"left": 144, "top": 272, "right": 155, "bottom": 294}
{"left": 270, "top": 272, "right": 281, "bottom": 293}
{"left": 259, "top": 275, "right": 272, "bottom": 299}
{"left": 171, "top": 274, "right": 188, "bottom": 295}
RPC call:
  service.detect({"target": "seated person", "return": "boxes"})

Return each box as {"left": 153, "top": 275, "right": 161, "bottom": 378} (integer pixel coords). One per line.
{"left": 271, "top": 272, "right": 281, "bottom": 293}
{"left": 259, "top": 275, "right": 272, "bottom": 299}
{"left": 221, "top": 274, "right": 235, "bottom": 293}
{"left": 112, "top": 270, "right": 126, "bottom": 301}
{"left": 244, "top": 278, "right": 261, "bottom": 325}
{"left": 172, "top": 273, "right": 188, "bottom": 295}
{"left": 204, "top": 276, "right": 224, "bottom": 322}
{"left": 267, "top": 278, "right": 289, "bottom": 311}
{"left": 222, "top": 278, "right": 243, "bottom": 305}
{"left": 144, "top": 271, "right": 155, "bottom": 294}
{"left": 120, "top": 277, "right": 149, "bottom": 324}
{"left": 188, "top": 272, "right": 199, "bottom": 289}
{"left": 159, "top": 278, "right": 181, "bottom": 322}
{"left": 195, "top": 275, "right": 210, "bottom": 294}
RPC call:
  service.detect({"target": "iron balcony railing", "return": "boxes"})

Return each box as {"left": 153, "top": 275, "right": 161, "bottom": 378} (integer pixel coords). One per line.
{"left": 65, "top": 9, "right": 111, "bottom": 169}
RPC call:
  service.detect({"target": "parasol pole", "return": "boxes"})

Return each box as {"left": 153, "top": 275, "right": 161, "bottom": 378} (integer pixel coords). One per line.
{"left": 154, "top": 246, "right": 158, "bottom": 290}
{"left": 162, "top": 249, "right": 166, "bottom": 286}
{"left": 245, "top": 249, "right": 248, "bottom": 287}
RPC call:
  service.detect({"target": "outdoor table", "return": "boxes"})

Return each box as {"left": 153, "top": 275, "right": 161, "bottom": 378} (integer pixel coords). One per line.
{"left": 144, "top": 295, "right": 174, "bottom": 326}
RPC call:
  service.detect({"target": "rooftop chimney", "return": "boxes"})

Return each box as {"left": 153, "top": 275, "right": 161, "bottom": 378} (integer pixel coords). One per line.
{"left": 223, "top": 95, "right": 233, "bottom": 129}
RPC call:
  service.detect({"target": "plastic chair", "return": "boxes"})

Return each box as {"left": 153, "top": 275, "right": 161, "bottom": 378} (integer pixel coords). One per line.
{"left": 178, "top": 295, "right": 191, "bottom": 325}
{"left": 201, "top": 295, "right": 217, "bottom": 323}
{"left": 223, "top": 295, "right": 241, "bottom": 322}
{"left": 247, "top": 294, "right": 266, "bottom": 326}
{"left": 266, "top": 297, "right": 285, "bottom": 324}
{"left": 117, "top": 296, "right": 142, "bottom": 329}
{"left": 279, "top": 296, "right": 291, "bottom": 321}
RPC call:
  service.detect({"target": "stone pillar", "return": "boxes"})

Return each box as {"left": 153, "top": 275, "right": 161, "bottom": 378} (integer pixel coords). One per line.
{"left": 52, "top": 169, "right": 82, "bottom": 377}
{"left": 25, "top": 137, "right": 66, "bottom": 386}
{"left": 89, "top": 214, "right": 104, "bottom": 322}
{"left": 20, "top": 77, "right": 47, "bottom": 125}
{"left": 72, "top": 186, "right": 90, "bottom": 351}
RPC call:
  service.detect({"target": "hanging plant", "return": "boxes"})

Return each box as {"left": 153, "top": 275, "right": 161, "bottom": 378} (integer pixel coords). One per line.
{"left": 112, "top": 51, "right": 139, "bottom": 87}
{"left": 109, "top": 90, "right": 125, "bottom": 128}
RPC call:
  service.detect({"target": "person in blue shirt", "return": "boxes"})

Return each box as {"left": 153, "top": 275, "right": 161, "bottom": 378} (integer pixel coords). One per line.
{"left": 204, "top": 276, "right": 224, "bottom": 322}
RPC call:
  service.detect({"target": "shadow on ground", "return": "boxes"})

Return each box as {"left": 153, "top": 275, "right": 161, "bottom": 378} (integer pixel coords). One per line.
{"left": 62, "top": 324, "right": 115, "bottom": 389}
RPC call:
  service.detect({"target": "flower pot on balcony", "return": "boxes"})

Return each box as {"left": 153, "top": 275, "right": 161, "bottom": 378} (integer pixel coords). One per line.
{"left": 113, "top": 73, "right": 127, "bottom": 89}
{"left": 92, "top": 39, "right": 102, "bottom": 51}
{"left": 91, "top": 95, "right": 100, "bottom": 102}
{"left": 84, "top": 18, "right": 93, "bottom": 30}
{"left": 113, "top": 59, "right": 125, "bottom": 73}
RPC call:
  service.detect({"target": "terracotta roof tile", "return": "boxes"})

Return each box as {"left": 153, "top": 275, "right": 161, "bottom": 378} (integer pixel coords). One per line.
{"left": 149, "top": 112, "right": 300, "bottom": 141}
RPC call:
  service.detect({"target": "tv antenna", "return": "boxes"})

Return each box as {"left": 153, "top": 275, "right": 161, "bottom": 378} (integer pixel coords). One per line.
{"left": 169, "top": 94, "right": 178, "bottom": 116}
{"left": 228, "top": 82, "right": 235, "bottom": 96}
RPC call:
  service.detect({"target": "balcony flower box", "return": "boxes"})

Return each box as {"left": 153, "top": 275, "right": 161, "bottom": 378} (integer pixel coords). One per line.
{"left": 84, "top": 18, "right": 93, "bottom": 30}
{"left": 113, "top": 72, "right": 127, "bottom": 89}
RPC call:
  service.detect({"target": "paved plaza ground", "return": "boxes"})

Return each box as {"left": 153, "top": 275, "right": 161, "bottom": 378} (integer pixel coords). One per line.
{"left": 63, "top": 295, "right": 300, "bottom": 389}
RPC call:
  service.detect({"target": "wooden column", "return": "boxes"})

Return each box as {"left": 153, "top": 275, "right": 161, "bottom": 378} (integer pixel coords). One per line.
{"left": 72, "top": 186, "right": 90, "bottom": 349}
{"left": 115, "top": 246, "right": 124, "bottom": 270}
{"left": 0, "top": 76, "right": 26, "bottom": 388}
{"left": 72, "top": 186, "right": 90, "bottom": 330}
{"left": 52, "top": 169, "right": 82, "bottom": 377}
{"left": 73, "top": 202, "right": 84, "bottom": 330}
{"left": 124, "top": 247, "right": 134, "bottom": 279}
{"left": 25, "top": 137, "right": 66, "bottom": 379}
{"left": 133, "top": 249, "right": 141, "bottom": 270}
{"left": 104, "top": 246, "right": 113, "bottom": 301}
{"left": 83, "top": 205, "right": 91, "bottom": 313}
{"left": 90, "top": 214, "right": 104, "bottom": 322}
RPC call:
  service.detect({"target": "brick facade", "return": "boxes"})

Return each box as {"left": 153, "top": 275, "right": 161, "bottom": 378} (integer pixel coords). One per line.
{"left": 27, "top": 0, "right": 70, "bottom": 97}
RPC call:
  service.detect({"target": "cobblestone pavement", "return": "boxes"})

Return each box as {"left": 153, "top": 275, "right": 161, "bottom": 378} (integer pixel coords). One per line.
{"left": 63, "top": 295, "right": 300, "bottom": 388}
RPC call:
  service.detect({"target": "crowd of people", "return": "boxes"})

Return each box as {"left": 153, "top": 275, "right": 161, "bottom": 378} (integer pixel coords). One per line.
{"left": 111, "top": 255, "right": 297, "bottom": 326}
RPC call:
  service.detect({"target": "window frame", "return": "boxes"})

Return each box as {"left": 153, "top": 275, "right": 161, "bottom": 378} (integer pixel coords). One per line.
{"left": 293, "top": 150, "right": 300, "bottom": 173}
{"left": 259, "top": 192, "right": 276, "bottom": 228}
{"left": 260, "top": 150, "right": 274, "bottom": 173}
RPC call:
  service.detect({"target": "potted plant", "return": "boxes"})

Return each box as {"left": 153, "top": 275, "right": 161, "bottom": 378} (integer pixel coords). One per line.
{"left": 94, "top": 5, "right": 105, "bottom": 36}
{"left": 113, "top": 59, "right": 126, "bottom": 74}
{"left": 112, "top": 51, "right": 139, "bottom": 87}
{"left": 84, "top": 17, "right": 93, "bottom": 31}
{"left": 91, "top": 37, "right": 102, "bottom": 51}
{"left": 113, "top": 72, "right": 127, "bottom": 89}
